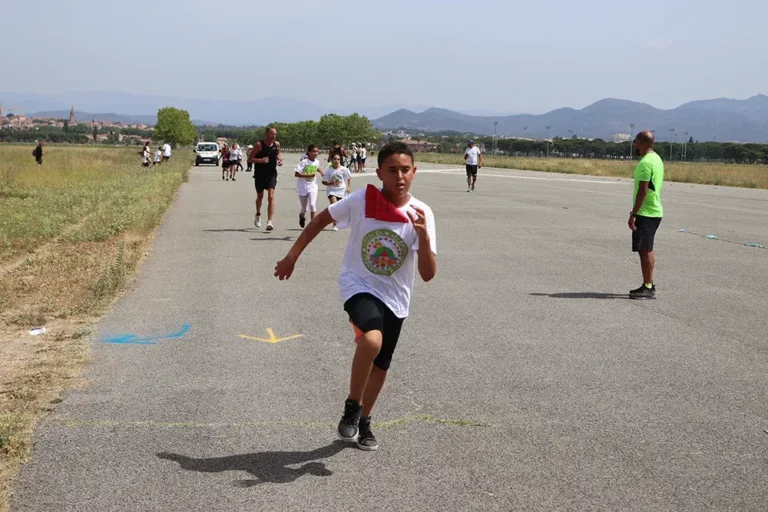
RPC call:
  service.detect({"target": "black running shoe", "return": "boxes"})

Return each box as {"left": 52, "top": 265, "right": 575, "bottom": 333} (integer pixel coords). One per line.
{"left": 299, "top": 214, "right": 306, "bottom": 228}
{"left": 337, "top": 399, "right": 361, "bottom": 442}
{"left": 357, "top": 417, "right": 379, "bottom": 451}
{"left": 629, "top": 284, "right": 656, "bottom": 300}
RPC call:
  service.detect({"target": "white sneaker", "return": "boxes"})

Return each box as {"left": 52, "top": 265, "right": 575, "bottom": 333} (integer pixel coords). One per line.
{"left": 266, "top": 220, "right": 274, "bottom": 231}
{"left": 332, "top": 226, "right": 339, "bottom": 232}
{"left": 254, "top": 215, "right": 261, "bottom": 228}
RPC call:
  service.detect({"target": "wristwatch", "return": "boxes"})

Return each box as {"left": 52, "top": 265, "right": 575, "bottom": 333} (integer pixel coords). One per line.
{"left": 629, "top": 211, "right": 637, "bottom": 217}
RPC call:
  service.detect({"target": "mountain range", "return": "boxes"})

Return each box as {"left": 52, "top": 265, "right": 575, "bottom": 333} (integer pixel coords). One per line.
{"left": 372, "top": 95, "right": 768, "bottom": 143}
{"left": 2, "top": 91, "right": 768, "bottom": 142}
{"left": 0, "top": 91, "right": 432, "bottom": 127}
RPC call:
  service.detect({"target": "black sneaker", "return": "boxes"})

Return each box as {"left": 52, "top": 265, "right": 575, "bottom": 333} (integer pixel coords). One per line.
{"left": 337, "top": 399, "right": 361, "bottom": 442}
{"left": 629, "top": 284, "right": 656, "bottom": 300}
{"left": 357, "top": 417, "right": 379, "bottom": 451}
{"left": 299, "top": 214, "right": 306, "bottom": 228}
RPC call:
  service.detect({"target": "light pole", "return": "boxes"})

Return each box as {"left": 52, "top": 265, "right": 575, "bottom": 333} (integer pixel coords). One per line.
{"left": 683, "top": 131, "right": 689, "bottom": 162}
{"left": 493, "top": 121, "right": 498, "bottom": 155}
{"left": 669, "top": 128, "right": 675, "bottom": 160}
{"left": 546, "top": 125, "right": 551, "bottom": 157}
{"left": 629, "top": 123, "right": 635, "bottom": 159}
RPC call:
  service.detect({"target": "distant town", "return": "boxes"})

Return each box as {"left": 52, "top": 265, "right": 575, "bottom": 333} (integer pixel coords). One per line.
{"left": 0, "top": 104, "right": 153, "bottom": 143}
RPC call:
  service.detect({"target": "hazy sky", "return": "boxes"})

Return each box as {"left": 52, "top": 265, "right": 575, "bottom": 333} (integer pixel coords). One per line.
{"left": 4, "top": 0, "right": 767, "bottom": 114}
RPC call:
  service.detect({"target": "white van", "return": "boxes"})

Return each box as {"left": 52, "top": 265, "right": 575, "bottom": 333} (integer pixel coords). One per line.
{"left": 195, "top": 142, "right": 220, "bottom": 166}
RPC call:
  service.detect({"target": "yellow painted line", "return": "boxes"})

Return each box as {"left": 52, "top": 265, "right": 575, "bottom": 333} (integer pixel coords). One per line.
{"left": 238, "top": 328, "right": 302, "bottom": 344}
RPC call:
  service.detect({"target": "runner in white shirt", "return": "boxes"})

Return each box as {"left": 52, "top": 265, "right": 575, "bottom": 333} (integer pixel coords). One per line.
{"left": 274, "top": 141, "right": 437, "bottom": 452}
{"left": 349, "top": 144, "right": 358, "bottom": 172}
{"left": 227, "top": 143, "right": 242, "bottom": 181}
{"left": 357, "top": 144, "right": 367, "bottom": 173}
{"left": 294, "top": 144, "right": 325, "bottom": 228}
{"left": 464, "top": 139, "right": 483, "bottom": 192}
{"left": 322, "top": 154, "right": 353, "bottom": 231}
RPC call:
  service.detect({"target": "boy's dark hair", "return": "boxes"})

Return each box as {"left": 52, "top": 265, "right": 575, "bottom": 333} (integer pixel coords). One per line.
{"left": 377, "top": 141, "right": 414, "bottom": 168}
{"left": 306, "top": 144, "right": 319, "bottom": 153}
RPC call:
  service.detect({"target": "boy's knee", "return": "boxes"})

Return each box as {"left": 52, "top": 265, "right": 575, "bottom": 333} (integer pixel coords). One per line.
{"left": 357, "top": 330, "right": 383, "bottom": 352}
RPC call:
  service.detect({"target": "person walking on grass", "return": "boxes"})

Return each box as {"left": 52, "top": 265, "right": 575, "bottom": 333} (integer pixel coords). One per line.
{"left": 141, "top": 142, "right": 151, "bottom": 168}
{"left": 322, "top": 153, "right": 352, "bottom": 231}
{"left": 248, "top": 126, "right": 283, "bottom": 231}
{"left": 628, "top": 130, "right": 664, "bottom": 299}
{"left": 274, "top": 141, "right": 437, "bottom": 451}
{"left": 153, "top": 147, "right": 162, "bottom": 166}
{"left": 294, "top": 145, "right": 325, "bottom": 228}
{"left": 162, "top": 142, "right": 172, "bottom": 164}
{"left": 32, "top": 142, "right": 44, "bottom": 165}
{"left": 464, "top": 139, "right": 482, "bottom": 192}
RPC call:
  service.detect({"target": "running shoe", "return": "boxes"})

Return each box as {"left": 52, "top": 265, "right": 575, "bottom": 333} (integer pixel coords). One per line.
{"left": 357, "top": 417, "right": 379, "bottom": 451}
{"left": 254, "top": 215, "right": 261, "bottom": 228}
{"left": 299, "top": 214, "right": 306, "bottom": 228}
{"left": 629, "top": 284, "right": 656, "bottom": 300}
{"left": 337, "top": 399, "right": 361, "bottom": 442}
{"left": 266, "top": 221, "right": 274, "bottom": 231}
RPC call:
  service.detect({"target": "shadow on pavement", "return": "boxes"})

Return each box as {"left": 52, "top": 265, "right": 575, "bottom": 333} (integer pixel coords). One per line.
{"left": 203, "top": 228, "right": 258, "bottom": 233}
{"left": 530, "top": 292, "right": 628, "bottom": 299}
{"left": 157, "top": 441, "right": 348, "bottom": 487}
{"left": 250, "top": 237, "right": 294, "bottom": 242}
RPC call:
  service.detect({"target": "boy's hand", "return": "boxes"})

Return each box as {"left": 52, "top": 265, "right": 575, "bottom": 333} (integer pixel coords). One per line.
{"left": 277, "top": 158, "right": 284, "bottom": 167}
{"left": 409, "top": 206, "right": 429, "bottom": 240}
{"left": 274, "top": 254, "right": 296, "bottom": 280}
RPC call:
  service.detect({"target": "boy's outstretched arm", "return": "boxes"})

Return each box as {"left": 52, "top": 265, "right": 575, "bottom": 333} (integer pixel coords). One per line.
{"left": 274, "top": 209, "right": 335, "bottom": 280}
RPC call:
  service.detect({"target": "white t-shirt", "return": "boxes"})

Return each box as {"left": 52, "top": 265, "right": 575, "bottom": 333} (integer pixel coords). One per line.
{"left": 229, "top": 148, "right": 242, "bottom": 161}
{"left": 153, "top": 150, "right": 162, "bottom": 162}
{"left": 295, "top": 157, "right": 321, "bottom": 196}
{"left": 162, "top": 143, "right": 172, "bottom": 157}
{"left": 328, "top": 188, "right": 437, "bottom": 318}
{"left": 323, "top": 166, "right": 352, "bottom": 197}
{"left": 142, "top": 147, "right": 150, "bottom": 162}
{"left": 359, "top": 147, "right": 367, "bottom": 159}
{"left": 465, "top": 146, "right": 481, "bottom": 165}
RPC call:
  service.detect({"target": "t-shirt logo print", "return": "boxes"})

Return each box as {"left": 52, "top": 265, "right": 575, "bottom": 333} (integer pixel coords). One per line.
{"left": 361, "top": 229, "right": 408, "bottom": 276}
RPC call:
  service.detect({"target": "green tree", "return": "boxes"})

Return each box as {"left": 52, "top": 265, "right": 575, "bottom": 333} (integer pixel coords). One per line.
{"left": 92, "top": 125, "right": 98, "bottom": 143}
{"left": 153, "top": 107, "right": 197, "bottom": 147}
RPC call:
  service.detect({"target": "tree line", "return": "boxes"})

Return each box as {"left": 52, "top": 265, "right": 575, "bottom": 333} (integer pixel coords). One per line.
{"left": 197, "top": 113, "right": 379, "bottom": 150}
{"left": 418, "top": 134, "right": 768, "bottom": 164}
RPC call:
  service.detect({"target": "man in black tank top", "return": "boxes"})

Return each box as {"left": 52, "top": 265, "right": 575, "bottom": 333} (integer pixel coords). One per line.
{"left": 248, "top": 126, "right": 283, "bottom": 231}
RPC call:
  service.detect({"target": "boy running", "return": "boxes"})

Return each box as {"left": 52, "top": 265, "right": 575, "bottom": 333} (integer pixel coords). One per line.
{"left": 294, "top": 145, "right": 325, "bottom": 228}
{"left": 153, "top": 147, "right": 162, "bottom": 166}
{"left": 274, "top": 142, "right": 437, "bottom": 451}
{"left": 322, "top": 154, "right": 352, "bottom": 231}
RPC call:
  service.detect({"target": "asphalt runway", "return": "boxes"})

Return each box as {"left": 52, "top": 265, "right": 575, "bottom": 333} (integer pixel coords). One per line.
{"left": 11, "top": 154, "right": 768, "bottom": 511}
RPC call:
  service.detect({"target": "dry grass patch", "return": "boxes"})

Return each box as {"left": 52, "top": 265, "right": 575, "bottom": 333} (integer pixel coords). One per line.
{"left": 0, "top": 144, "right": 189, "bottom": 512}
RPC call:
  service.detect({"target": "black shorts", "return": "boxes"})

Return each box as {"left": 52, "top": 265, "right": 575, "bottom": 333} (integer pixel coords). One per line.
{"left": 254, "top": 172, "right": 278, "bottom": 193}
{"left": 632, "top": 215, "right": 662, "bottom": 252}
{"left": 466, "top": 164, "right": 478, "bottom": 176}
{"left": 222, "top": 160, "right": 230, "bottom": 168}
{"left": 344, "top": 293, "right": 404, "bottom": 371}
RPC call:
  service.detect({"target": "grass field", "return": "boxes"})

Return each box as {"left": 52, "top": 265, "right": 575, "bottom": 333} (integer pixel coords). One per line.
{"left": 414, "top": 153, "right": 768, "bottom": 189}
{"left": 0, "top": 145, "right": 189, "bottom": 512}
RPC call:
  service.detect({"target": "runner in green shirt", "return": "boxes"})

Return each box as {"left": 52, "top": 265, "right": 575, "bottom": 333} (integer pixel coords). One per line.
{"left": 628, "top": 130, "right": 664, "bottom": 299}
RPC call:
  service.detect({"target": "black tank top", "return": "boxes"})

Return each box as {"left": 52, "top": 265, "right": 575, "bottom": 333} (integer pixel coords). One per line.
{"left": 253, "top": 140, "right": 278, "bottom": 174}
